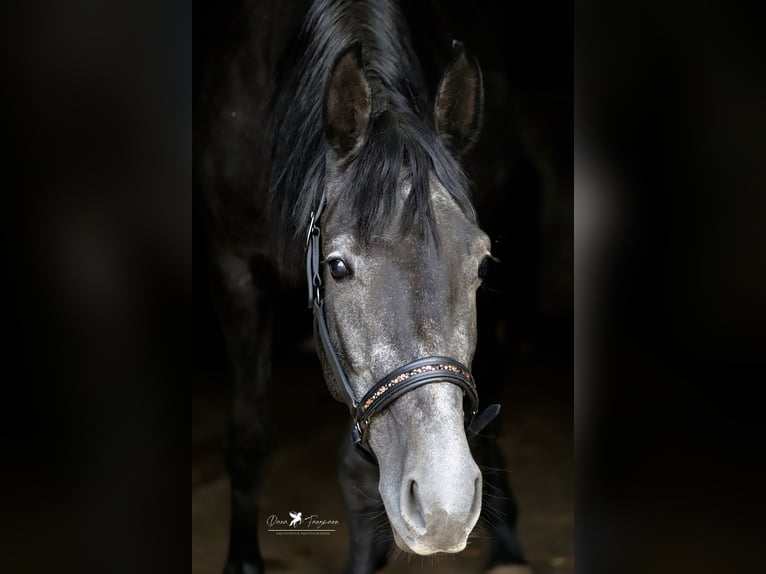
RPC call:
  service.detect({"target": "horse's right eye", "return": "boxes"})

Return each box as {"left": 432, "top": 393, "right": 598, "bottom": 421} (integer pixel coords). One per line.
{"left": 329, "top": 258, "right": 351, "bottom": 280}
{"left": 478, "top": 256, "right": 492, "bottom": 280}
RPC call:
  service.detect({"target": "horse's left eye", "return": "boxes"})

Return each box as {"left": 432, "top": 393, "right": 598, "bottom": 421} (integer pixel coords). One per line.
{"left": 478, "top": 256, "right": 492, "bottom": 280}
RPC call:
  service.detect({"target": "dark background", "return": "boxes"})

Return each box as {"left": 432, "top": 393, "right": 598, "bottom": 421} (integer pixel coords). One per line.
{"left": 577, "top": 2, "right": 766, "bottom": 572}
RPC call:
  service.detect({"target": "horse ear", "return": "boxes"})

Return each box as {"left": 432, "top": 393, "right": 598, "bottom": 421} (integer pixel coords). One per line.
{"left": 434, "top": 41, "right": 484, "bottom": 157}
{"left": 325, "top": 43, "right": 371, "bottom": 157}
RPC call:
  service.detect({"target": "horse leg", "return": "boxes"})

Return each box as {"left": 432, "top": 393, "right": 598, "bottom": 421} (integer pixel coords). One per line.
{"left": 337, "top": 430, "right": 392, "bottom": 574}
{"left": 210, "top": 249, "right": 275, "bottom": 574}
{"left": 473, "top": 310, "right": 530, "bottom": 571}
{"left": 476, "top": 429, "right": 530, "bottom": 572}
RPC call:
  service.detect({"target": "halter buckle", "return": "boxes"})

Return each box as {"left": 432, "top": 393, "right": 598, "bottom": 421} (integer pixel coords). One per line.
{"left": 351, "top": 420, "right": 363, "bottom": 446}
{"left": 351, "top": 418, "right": 377, "bottom": 465}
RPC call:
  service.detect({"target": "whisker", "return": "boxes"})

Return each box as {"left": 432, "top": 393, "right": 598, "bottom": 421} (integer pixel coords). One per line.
{"left": 480, "top": 484, "right": 514, "bottom": 502}
{"left": 478, "top": 464, "right": 514, "bottom": 475}
{"left": 479, "top": 283, "right": 503, "bottom": 295}
{"left": 481, "top": 480, "right": 508, "bottom": 492}
{"left": 351, "top": 484, "right": 383, "bottom": 503}
{"left": 352, "top": 507, "right": 387, "bottom": 518}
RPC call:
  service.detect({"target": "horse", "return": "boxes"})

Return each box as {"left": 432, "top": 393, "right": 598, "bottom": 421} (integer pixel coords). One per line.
{"left": 196, "top": 0, "right": 530, "bottom": 572}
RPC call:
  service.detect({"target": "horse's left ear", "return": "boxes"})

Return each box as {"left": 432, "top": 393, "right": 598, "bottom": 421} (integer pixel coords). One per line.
{"left": 434, "top": 41, "right": 484, "bottom": 157}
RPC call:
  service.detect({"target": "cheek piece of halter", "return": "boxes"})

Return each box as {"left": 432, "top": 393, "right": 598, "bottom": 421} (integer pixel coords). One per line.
{"left": 306, "top": 193, "right": 501, "bottom": 465}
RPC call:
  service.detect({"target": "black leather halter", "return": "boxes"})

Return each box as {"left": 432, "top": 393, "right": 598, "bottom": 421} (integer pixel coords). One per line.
{"left": 305, "top": 193, "right": 501, "bottom": 464}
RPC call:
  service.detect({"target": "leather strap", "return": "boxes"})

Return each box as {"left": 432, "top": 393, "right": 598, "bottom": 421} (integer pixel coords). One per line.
{"left": 466, "top": 403, "right": 502, "bottom": 441}
{"left": 305, "top": 193, "right": 326, "bottom": 308}
{"left": 313, "top": 299, "right": 357, "bottom": 412}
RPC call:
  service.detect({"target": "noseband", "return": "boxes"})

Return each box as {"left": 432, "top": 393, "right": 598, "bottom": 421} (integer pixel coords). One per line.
{"left": 306, "top": 193, "right": 500, "bottom": 465}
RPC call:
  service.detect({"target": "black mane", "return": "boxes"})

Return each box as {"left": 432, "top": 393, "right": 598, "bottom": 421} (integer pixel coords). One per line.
{"left": 268, "top": 0, "right": 475, "bottom": 262}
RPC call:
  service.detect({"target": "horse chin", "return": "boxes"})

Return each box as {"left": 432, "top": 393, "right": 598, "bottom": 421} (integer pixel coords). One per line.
{"left": 390, "top": 524, "right": 468, "bottom": 555}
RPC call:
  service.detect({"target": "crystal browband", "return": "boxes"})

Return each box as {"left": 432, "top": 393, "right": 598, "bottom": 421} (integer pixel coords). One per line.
{"left": 361, "top": 363, "right": 476, "bottom": 411}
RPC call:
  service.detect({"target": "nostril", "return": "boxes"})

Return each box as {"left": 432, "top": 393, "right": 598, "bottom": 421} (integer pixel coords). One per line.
{"left": 401, "top": 479, "right": 427, "bottom": 535}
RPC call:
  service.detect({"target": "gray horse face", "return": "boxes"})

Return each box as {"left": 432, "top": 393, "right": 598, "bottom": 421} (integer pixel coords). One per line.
{"left": 321, "top": 180, "right": 491, "bottom": 554}
{"left": 320, "top": 43, "right": 486, "bottom": 554}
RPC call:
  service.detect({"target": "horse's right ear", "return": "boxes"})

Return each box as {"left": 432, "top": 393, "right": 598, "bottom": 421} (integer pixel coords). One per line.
{"left": 434, "top": 41, "right": 484, "bottom": 157}
{"left": 325, "top": 43, "right": 371, "bottom": 158}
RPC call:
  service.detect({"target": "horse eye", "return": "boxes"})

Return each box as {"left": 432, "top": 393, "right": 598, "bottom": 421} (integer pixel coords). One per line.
{"left": 478, "top": 256, "right": 492, "bottom": 280}
{"left": 328, "top": 258, "right": 351, "bottom": 280}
